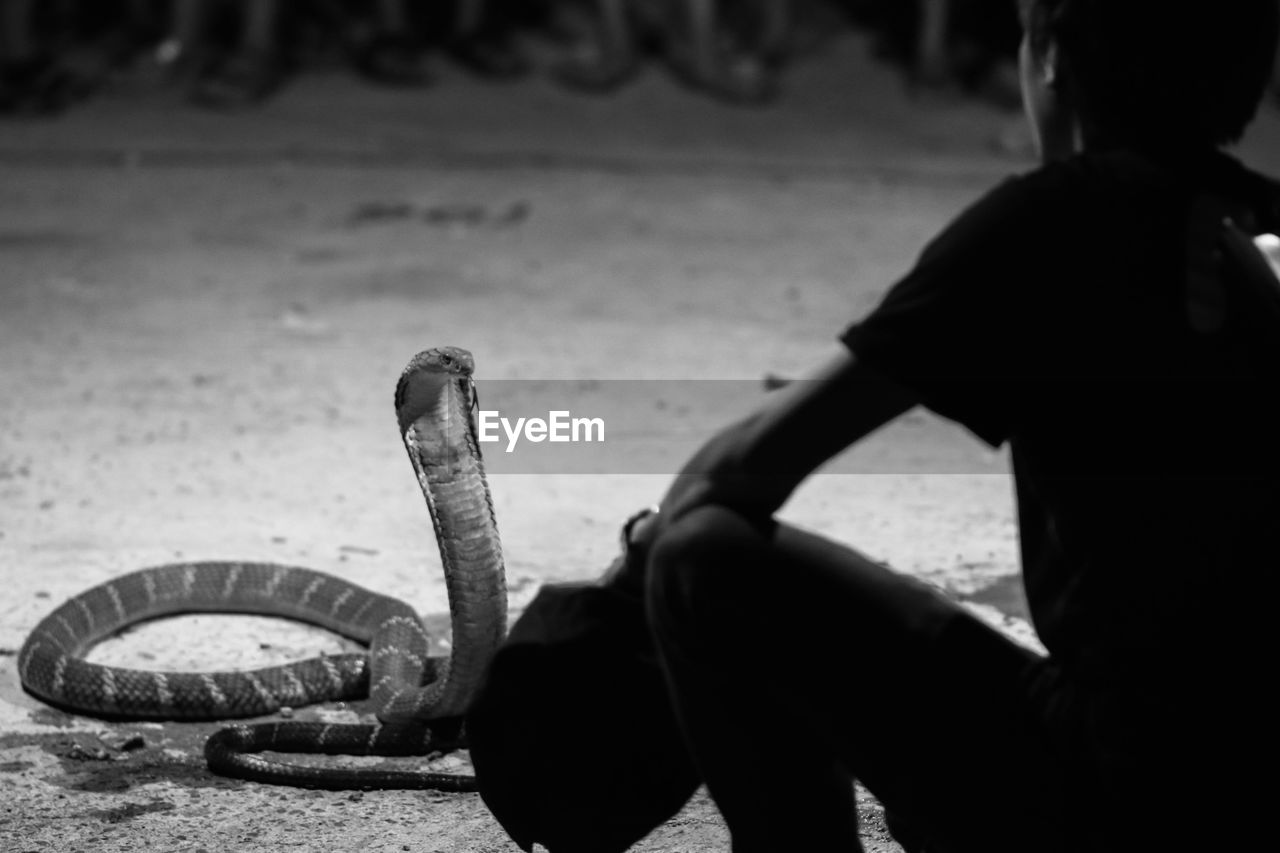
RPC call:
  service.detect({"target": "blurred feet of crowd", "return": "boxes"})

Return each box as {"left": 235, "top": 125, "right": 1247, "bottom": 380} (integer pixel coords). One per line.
{"left": 2, "top": 0, "right": 1278, "bottom": 118}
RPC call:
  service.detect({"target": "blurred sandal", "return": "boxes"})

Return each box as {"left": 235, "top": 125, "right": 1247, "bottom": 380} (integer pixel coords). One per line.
{"left": 550, "top": 37, "right": 640, "bottom": 94}
{"left": 447, "top": 34, "right": 531, "bottom": 81}
{"left": 351, "top": 33, "right": 431, "bottom": 87}
{"left": 0, "top": 55, "right": 89, "bottom": 115}
{"left": 666, "top": 47, "right": 778, "bottom": 106}
{"left": 189, "top": 50, "right": 285, "bottom": 110}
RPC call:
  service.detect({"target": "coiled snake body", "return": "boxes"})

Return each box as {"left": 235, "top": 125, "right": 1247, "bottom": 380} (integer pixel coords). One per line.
{"left": 17, "top": 347, "right": 507, "bottom": 790}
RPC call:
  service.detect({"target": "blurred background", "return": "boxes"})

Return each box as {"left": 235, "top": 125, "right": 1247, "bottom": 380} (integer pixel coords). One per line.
{"left": 3, "top": 1, "right": 1276, "bottom": 168}
{"left": 0, "top": 1, "right": 1034, "bottom": 114}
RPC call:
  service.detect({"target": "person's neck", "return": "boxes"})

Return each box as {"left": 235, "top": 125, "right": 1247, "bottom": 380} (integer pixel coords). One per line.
{"left": 1080, "top": 128, "right": 1220, "bottom": 164}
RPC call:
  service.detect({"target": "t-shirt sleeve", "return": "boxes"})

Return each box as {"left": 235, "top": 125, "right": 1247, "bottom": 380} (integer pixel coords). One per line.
{"left": 841, "top": 170, "right": 1066, "bottom": 447}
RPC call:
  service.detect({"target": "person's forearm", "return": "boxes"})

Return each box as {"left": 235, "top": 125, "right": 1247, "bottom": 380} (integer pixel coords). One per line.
{"left": 659, "top": 349, "right": 917, "bottom": 525}
{"left": 672, "top": 349, "right": 918, "bottom": 518}
{"left": 732, "top": 350, "right": 918, "bottom": 487}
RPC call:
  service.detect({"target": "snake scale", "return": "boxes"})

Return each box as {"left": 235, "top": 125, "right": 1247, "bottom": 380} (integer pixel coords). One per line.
{"left": 18, "top": 347, "right": 507, "bottom": 790}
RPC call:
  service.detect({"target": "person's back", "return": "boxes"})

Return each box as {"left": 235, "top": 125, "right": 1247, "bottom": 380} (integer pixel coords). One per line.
{"left": 888, "top": 149, "right": 1276, "bottom": 644}
{"left": 976, "top": 146, "right": 1279, "bottom": 812}
{"left": 837, "top": 2, "right": 1280, "bottom": 844}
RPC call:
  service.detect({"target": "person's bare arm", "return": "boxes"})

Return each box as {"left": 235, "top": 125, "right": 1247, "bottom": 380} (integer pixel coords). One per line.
{"left": 657, "top": 347, "right": 919, "bottom": 525}
{"left": 602, "top": 347, "right": 916, "bottom": 592}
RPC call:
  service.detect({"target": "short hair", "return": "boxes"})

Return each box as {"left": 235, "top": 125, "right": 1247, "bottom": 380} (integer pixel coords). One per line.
{"left": 1021, "top": 0, "right": 1279, "bottom": 149}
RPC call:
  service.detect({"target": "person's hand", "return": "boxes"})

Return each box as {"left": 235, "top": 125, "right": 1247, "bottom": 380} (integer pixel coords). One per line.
{"left": 600, "top": 429, "right": 764, "bottom": 587}
{"left": 598, "top": 504, "right": 662, "bottom": 597}
{"left": 600, "top": 454, "right": 784, "bottom": 598}
{"left": 657, "top": 416, "right": 791, "bottom": 527}
{"left": 604, "top": 417, "right": 787, "bottom": 593}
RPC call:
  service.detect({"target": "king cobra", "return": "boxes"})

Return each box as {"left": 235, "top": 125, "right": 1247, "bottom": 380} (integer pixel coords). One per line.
{"left": 17, "top": 347, "right": 507, "bottom": 790}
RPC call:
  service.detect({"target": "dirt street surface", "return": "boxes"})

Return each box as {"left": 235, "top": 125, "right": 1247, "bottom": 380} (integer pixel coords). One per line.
{"left": 2, "top": 32, "right": 1277, "bottom": 853}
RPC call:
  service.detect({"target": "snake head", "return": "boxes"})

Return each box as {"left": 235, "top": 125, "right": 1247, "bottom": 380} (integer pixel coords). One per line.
{"left": 395, "top": 346, "right": 477, "bottom": 433}
{"left": 416, "top": 347, "right": 475, "bottom": 377}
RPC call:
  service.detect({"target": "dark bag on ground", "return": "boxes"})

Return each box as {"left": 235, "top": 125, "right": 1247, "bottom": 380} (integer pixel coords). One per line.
{"left": 465, "top": 555, "right": 701, "bottom": 853}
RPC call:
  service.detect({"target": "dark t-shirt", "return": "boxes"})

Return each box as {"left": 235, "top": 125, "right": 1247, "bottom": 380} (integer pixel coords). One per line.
{"left": 842, "top": 149, "right": 1279, "bottom": 721}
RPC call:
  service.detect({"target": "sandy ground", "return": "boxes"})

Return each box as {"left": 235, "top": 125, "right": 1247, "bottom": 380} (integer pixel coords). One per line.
{"left": 1, "top": 31, "right": 1278, "bottom": 853}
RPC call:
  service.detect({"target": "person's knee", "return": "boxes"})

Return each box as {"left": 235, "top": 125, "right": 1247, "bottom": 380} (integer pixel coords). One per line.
{"left": 645, "top": 504, "right": 759, "bottom": 639}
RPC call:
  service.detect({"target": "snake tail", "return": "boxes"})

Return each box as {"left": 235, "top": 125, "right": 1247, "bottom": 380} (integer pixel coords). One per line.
{"left": 204, "top": 721, "right": 475, "bottom": 791}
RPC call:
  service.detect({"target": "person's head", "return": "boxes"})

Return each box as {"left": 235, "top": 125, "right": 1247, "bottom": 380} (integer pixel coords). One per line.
{"left": 1017, "top": 0, "right": 1279, "bottom": 161}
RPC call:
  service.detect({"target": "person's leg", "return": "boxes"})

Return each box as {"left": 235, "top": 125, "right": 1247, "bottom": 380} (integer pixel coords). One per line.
{"left": 551, "top": 0, "right": 640, "bottom": 92}
{"left": 595, "top": 0, "right": 632, "bottom": 59}
{"left": 1272, "top": 19, "right": 1280, "bottom": 105}
{"left": 646, "top": 508, "right": 868, "bottom": 851}
{"left": 189, "top": 0, "right": 287, "bottom": 107}
{"left": 665, "top": 0, "right": 776, "bottom": 104}
{"left": 0, "top": 0, "right": 38, "bottom": 62}
{"left": 446, "top": 0, "right": 530, "bottom": 79}
{"left": 349, "top": 0, "right": 429, "bottom": 86}
{"left": 239, "top": 0, "right": 280, "bottom": 54}
{"left": 112, "top": 0, "right": 165, "bottom": 58}
{"left": 152, "top": 0, "right": 212, "bottom": 76}
{"left": 683, "top": 0, "right": 715, "bottom": 74}
{"left": 645, "top": 504, "right": 1077, "bottom": 853}
{"left": 129, "top": 0, "right": 158, "bottom": 26}
{"left": 914, "top": 0, "right": 951, "bottom": 87}
{"left": 0, "top": 0, "right": 86, "bottom": 113}
{"left": 756, "top": 0, "right": 790, "bottom": 64}
{"left": 376, "top": 0, "right": 409, "bottom": 34}
{"left": 171, "top": 0, "right": 208, "bottom": 49}
{"left": 1, "top": 0, "right": 31, "bottom": 110}
{"left": 454, "top": 0, "right": 483, "bottom": 37}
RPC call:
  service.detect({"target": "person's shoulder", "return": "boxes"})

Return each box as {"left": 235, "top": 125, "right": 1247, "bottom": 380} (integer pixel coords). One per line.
{"left": 1009, "top": 150, "right": 1172, "bottom": 202}
{"left": 1055, "top": 148, "right": 1280, "bottom": 205}
{"left": 986, "top": 149, "right": 1264, "bottom": 232}
{"left": 959, "top": 154, "right": 1115, "bottom": 223}
{"left": 930, "top": 158, "right": 1089, "bottom": 246}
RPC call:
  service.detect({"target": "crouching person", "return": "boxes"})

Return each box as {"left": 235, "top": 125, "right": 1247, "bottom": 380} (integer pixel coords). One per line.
{"left": 637, "top": 1, "right": 1280, "bottom": 851}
